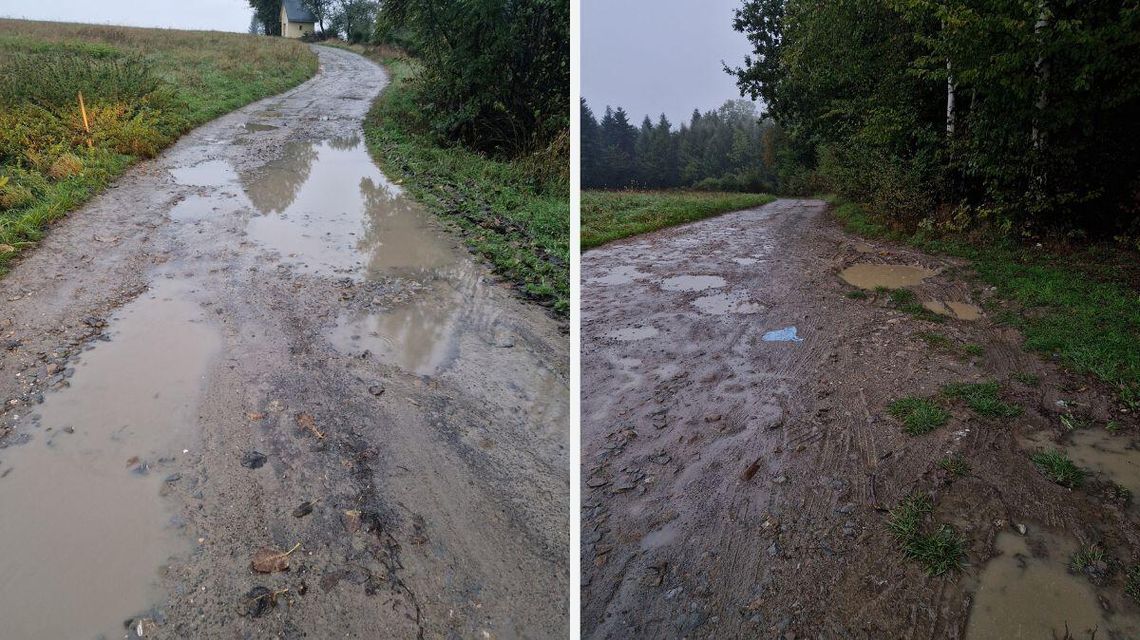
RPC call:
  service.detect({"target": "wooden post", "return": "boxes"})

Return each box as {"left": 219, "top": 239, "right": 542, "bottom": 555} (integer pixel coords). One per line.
{"left": 78, "top": 91, "right": 92, "bottom": 149}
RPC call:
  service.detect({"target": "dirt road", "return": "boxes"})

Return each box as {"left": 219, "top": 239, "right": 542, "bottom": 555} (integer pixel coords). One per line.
{"left": 581, "top": 199, "right": 1140, "bottom": 638}
{"left": 0, "top": 46, "right": 567, "bottom": 639}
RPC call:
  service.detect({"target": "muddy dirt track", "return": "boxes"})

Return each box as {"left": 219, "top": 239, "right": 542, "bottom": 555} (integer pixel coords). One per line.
{"left": 581, "top": 199, "right": 1140, "bottom": 639}
{"left": 0, "top": 46, "right": 567, "bottom": 639}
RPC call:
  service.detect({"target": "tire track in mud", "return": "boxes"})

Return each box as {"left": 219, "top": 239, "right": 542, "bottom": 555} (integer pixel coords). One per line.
{"left": 0, "top": 45, "right": 567, "bottom": 639}
{"left": 582, "top": 199, "right": 1140, "bottom": 638}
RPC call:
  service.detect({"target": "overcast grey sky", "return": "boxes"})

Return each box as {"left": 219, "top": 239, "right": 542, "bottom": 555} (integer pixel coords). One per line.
{"left": 583, "top": 0, "right": 755, "bottom": 129}
{"left": 0, "top": 0, "right": 252, "bottom": 32}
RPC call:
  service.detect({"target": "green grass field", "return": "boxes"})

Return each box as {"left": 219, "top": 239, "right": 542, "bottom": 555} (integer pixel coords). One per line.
{"left": 0, "top": 19, "right": 317, "bottom": 273}
{"left": 582, "top": 190, "right": 775, "bottom": 249}
{"left": 336, "top": 44, "right": 569, "bottom": 316}
{"left": 828, "top": 195, "right": 1140, "bottom": 407}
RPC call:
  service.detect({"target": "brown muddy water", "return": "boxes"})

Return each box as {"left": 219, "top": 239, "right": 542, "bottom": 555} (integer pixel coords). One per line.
{"left": 966, "top": 530, "right": 1140, "bottom": 639}
{"left": 0, "top": 278, "right": 220, "bottom": 639}
{"left": 923, "top": 300, "right": 983, "bottom": 320}
{"left": 839, "top": 263, "right": 937, "bottom": 289}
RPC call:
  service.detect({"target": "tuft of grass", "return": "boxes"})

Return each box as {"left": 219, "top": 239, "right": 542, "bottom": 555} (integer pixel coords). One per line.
{"left": 0, "top": 20, "right": 318, "bottom": 274}
{"left": 917, "top": 331, "right": 952, "bottom": 349}
{"left": 1012, "top": 371, "right": 1041, "bottom": 387}
{"left": 1106, "top": 420, "right": 1122, "bottom": 435}
{"left": 888, "top": 494, "right": 966, "bottom": 575}
{"left": 942, "top": 381, "right": 1022, "bottom": 418}
{"left": 1032, "top": 449, "right": 1087, "bottom": 488}
{"left": 886, "top": 288, "right": 945, "bottom": 322}
{"left": 846, "top": 289, "right": 868, "bottom": 299}
{"left": 1126, "top": 566, "right": 1140, "bottom": 604}
{"left": 938, "top": 453, "right": 971, "bottom": 477}
{"left": 581, "top": 190, "right": 774, "bottom": 249}
{"left": 889, "top": 396, "right": 951, "bottom": 435}
{"left": 962, "top": 343, "right": 985, "bottom": 357}
{"left": 1069, "top": 545, "right": 1107, "bottom": 574}
{"left": 355, "top": 53, "right": 569, "bottom": 315}
{"left": 1060, "top": 413, "right": 1091, "bottom": 431}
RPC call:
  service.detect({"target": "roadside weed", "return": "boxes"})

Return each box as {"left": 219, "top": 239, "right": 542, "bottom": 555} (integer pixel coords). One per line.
{"left": 1012, "top": 371, "right": 1040, "bottom": 387}
{"left": 888, "top": 494, "right": 966, "bottom": 575}
{"left": 1031, "top": 450, "right": 1086, "bottom": 488}
{"left": 938, "top": 454, "right": 970, "bottom": 477}
{"left": 942, "top": 381, "right": 1022, "bottom": 418}
{"left": 889, "top": 396, "right": 951, "bottom": 435}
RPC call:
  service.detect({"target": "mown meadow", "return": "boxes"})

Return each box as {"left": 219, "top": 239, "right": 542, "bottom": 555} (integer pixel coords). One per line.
{"left": 0, "top": 19, "right": 317, "bottom": 272}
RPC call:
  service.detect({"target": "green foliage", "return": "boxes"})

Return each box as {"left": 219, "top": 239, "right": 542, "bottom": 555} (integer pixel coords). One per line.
{"left": 581, "top": 99, "right": 775, "bottom": 192}
{"left": 729, "top": 0, "right": 1140, "bottom": 234}
{"left": 0, "top": 20, "right": 316, "bottom": 273}
{"left": 916, "top": 331, "right": 951, "bottom": 349}
{"left": 1031, "top": 449, "right": 1086, "bottom": 488}
{"left": 846, "top": 289, "right": 868, "bottom": 300}
{"left": 938, "top": 453, "right": 970, "bottom": 477}
{"left": 362, "top": 56, "right": 568, "bottom": 315}
{"left": 888, "top": 395, "right": 950, "bottom": 435}
{"left": 888, "top": 494, "right": 966, "bottom": 575}
{"left": 942, "top": 381, "right": 1022, "bottom": 417}
{"left": 1127, "top": 566, "right": 1140, "bottom": 604}
{"left": 1069, "top": 545, "right": 1107, "bottom": 574}
{"left": 961, "top": 343, "right": 985, "bottom": 357}
{"left": 1012, "top": 371, "right": 1040, "bottom": 387}
{"left": 885, "top": 287, "right": 944, "bottom": 322}
{"left": 376, "top": 0, "right": 568, "bottom": 156}
{"left": 581, "top": 190, "right": 775, "bottom": 249}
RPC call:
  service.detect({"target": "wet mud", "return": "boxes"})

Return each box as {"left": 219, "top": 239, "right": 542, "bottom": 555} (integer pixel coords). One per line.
{"left": 581, "top": 199, "right": 1139, "bottom": 638}
{"left": 0, "top": 45, "right": 567, "bottom": 638}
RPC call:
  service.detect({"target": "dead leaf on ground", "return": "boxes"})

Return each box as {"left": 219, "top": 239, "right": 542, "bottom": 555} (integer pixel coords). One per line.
{"left": 0, "top": 244, "right": 15, "bottom": 254}
{"left": 343, "top": 509, "right": 361, "bottom": 534}
{"left": 246, "top": 412, "right": 265, "bottom": 421}
{"left": 93, "top": 235, "right": 119, "bottom": 243}
{"left": 250, "top": 542, "right": 301, "bottom": 573}
{"left": 740, "top": 458, "right": 762, "bottom": 482}
{"left": 296, "top": 412, "right": 324, "bottom": 439}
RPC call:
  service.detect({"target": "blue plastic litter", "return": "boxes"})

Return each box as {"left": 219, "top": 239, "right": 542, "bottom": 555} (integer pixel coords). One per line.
{"left": 762, "top": 326, "right": 803, "bottom": 343}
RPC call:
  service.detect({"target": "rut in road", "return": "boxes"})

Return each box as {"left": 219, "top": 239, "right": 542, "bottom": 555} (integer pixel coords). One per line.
{"left": 581, "top": 199, "right": 1140, "bottom": 638}
{"left": 0, "top": 46, "right": 567, "bottom": 639}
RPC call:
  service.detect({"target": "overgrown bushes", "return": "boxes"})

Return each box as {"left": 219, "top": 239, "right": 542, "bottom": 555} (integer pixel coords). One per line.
{"left": 729, "top": 0, "right": 1140, "bottom": 237}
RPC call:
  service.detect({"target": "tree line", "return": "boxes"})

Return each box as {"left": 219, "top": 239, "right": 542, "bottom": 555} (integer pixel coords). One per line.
{"left": 246, "top": 0, "right": 568, "bottom": 160}
{"left": 581, "top": 98, "right": 775, "bottom": 192}
{"left": 729, "top": 0, "right": 1140, "bottom": 235}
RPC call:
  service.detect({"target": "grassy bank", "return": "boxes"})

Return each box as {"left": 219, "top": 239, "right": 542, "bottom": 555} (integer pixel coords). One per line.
{"left": 582, "top": 190, "right": 775, "bottom": 250}
{"left": 0, "top": 19, "right": 318, "bottom": 273}
{"left": 827, "top": 195, "right": 1140, "bottom": 407}
{"left": 335, "top": 44, "right": 569, "bottom": 316}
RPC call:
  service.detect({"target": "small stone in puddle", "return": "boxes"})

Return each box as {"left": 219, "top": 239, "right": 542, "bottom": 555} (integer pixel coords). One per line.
{"left": 240, "top": 451, "right": 267, "bottom": 469}
{"left": 293, "top": 501, "right": 314, "bottom": 517}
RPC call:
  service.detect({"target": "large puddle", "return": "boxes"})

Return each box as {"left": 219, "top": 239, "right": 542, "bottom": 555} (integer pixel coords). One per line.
{"left": 241, "top": 137, "right": 455, "bottom": 280}
{"left": 966, "top": 530, "right": 1140, "bottom": 639}
{"left": 0, "top": 278, "right": 220, "bottom": 638}
{"left": 839, "top": 263, "right": 936, "bottom": 289}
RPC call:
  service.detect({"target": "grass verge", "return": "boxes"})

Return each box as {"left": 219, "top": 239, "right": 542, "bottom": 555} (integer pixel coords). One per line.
{"left": 888, "top": 494, "right": 966, "bottom": 575}
{"left": 888, "top": 396, "right": 951, "bottom": 435}
{"left": 826, "top": 194, "right": 1140, "bottom": 407}
{"left": 341, "top": 45, "right": 568, "bottom": 316}
{"left": 582, "top": 190, "right": 775, "bottom": 249}
{"left": 0, "top": 19, "right": 318, "bottom": 273}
